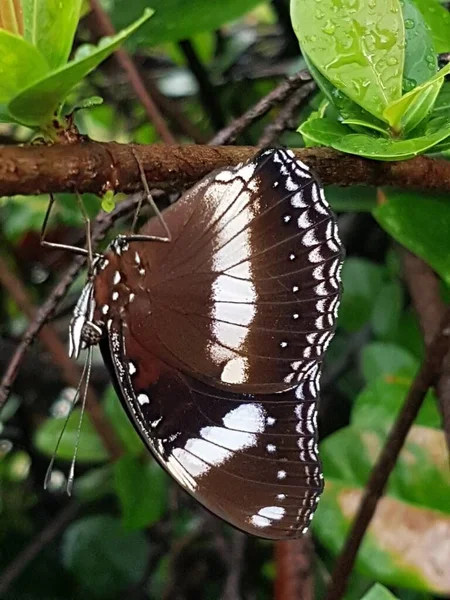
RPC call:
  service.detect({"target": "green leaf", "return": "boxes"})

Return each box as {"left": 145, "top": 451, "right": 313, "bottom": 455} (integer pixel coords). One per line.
{"left": 315, "top": 426, "right": 450, "bottom": 593}
{"left": 33, "top": 409, "right": 109, "bottom": 462}
{"left": 353, "top": 375, "right": 442, "bottom": 431}
{"left": 324, "top": 185, "right": 377, "bottom": 213}
{"left": 402, "top": 0, "right": 438, "bottom": 92}
{"left": 74, "top": 464, "right": 114, "bottom": 502}
{"left": 300, "top": 115, "right": 450, "bottom": 160}
{"left": 102, "top": 0, "right": 262, "bottom": 48}
{"left": 371, "top": 280, "right": 403, "bottom": 340}
{"left": 63, "top": 515, "right": 150, "bottom": 598}
{"left": 291, "top": 0, "right": 404, "bottom": 120}
{"left": 114, "top": 456, "right": 168, "bottom": 530}
{"left": 373, "top": 190, "right": 450, "bottom": 285}
{"left": 22, "top": 0, "right": 83, "bottom": 69}
{"left": 103, "top": 386, "right": 143, "bottom": 456}
{"left": 7, "top": 9, "right": 153, "bottom": 127}
{"left": 338, "top": 258, "right": 385, "bottom": 332}
{"left": 361, "top": 584, "right": 399, "bottom": 600}
{"left": 303, "top": 52, "right": 388, "bottom": 135}
{"left": 432, "top": 81, "right": 450, "bottom": 116}
{"left": 361, "top": 342, "right": 418, "bottom": 381}
{"left": 0, "top": 30, "right": 49, "bottom": 105}
{"left": 411, "top": 0, "right": 450, "bottom": 53}
{"left": 383, "top": 63, "right": 450, "bottom": 132}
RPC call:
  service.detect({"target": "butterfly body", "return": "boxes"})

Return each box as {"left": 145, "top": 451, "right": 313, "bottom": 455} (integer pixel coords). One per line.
{"left": 70, "top": 148, "right": 344, "bottom": 539}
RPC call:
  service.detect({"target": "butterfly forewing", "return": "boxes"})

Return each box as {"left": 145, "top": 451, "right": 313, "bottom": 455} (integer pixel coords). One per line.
{"left": 90, "top": 148, "right": 343, "bottom": 539}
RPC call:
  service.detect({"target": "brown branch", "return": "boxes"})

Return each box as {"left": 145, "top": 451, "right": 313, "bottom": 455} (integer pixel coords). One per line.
{"left": 88, "top": 0, "right": 176, "bottom": 144}
{"left": 0, "top": 195, "right": 140, "bottom": 411}
{"left": 0, "top": 502, "right": 79, "bottom": 596}
{"left": 210, "top": 71, "right": 312, "bottom": 145}
{"left": 402, "top": 250, "right": 450, "bottom": 453}
{"left": 258, "top": 81, "right": 316, "bottom": 147}
{"left": 0, "top": 253, "right": 123, "bottom": 459}
{"left": 275, "top": 538, "right": 314, "bottom": 600}
{"left": 3, "top": 143, "right": 450, "bottom": 198}
{"left": 324, "top": 307, "right": 450, "bottom": 600}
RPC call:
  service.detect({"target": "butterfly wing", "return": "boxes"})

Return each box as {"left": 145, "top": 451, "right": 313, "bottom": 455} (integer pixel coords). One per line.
{"left": 113, "top": 148, "right": 343, "bottom": 394}
{"left": 101, "top": 317, "right": 322, "bottom": 539}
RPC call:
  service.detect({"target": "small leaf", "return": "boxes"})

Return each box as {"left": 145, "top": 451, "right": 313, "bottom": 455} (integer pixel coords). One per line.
{"left": 101, "top": 190, "right": 117, "bottom": 213}
{"left": 114, "top": 455, "right": 168, "bottom": 530}
{"left": 63, "top": 515, "right": 150, "bottom": 598}
{"left": 361, "top": 342, "right": 418, "bottom": 382}
{"left": 291, "top": 0, "right": 405, "bottom": 120}
{"left": 8, "top": 9, "right": 153, "bottom": 127}
{"left": 34, "top": 409, "right": 109, "bottom": 462}
{"left": 22, "top": 0, "right": 83, "bottom": 69}
{"left": 300, "top": 115, "right": 450, "bottom": 160}
{"left": 373, "top": 190, "right": 450, "bottom": 285}
{"left": 383, "top": 63, "right": 450, "bottom": 131}
{"left": 411, "top": 0, "right": 450, "bottom": 53}
{"left": 432, "top": 81, "right": 450, "bottom": 116}
{"left": 339, "top": 258, "right": 385, "bottom": 332}
{"left": 0, "top": 30, "right": 49, "bottom": 104}
{"left": 361, "top": 584, "right": 399, "bottom": 600}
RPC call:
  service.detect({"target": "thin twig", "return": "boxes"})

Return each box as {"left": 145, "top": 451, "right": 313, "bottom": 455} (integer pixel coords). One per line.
{"left": 210, "top": 71, "right": 312, "bottom": 145}
{"left": 89, "top": 0, "right": 176, "bottom": 144}
{"left": 324, "top": 307, "right": 450, "bottom": 600}
{"left": 0, "top": 195, "right": 141, "bottom": 411}
{"left": 275, "top": 538, "right": 314, "bottom": 600}
{"left": 402, "top": 250, "right": 450, "bottom": 453}
{"left": 258, "top": 81, "right": 316, "bottom": 147}
{"left": 0, "top": 502, "right": 80, "bottom": 596}
{"left": 179, "top": 39, "right": 225, "bottom": 130}
{"left": 221, "top": 531, "right": 246, "bottom": 600}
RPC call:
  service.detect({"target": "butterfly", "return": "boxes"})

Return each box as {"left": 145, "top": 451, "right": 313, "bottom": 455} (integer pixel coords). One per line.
{"left": 68, "top": 147, "right": 344, "bottom": 539}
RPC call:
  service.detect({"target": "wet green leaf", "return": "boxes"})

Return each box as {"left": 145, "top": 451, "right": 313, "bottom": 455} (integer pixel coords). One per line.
{"left": 114, "top": 455, "right": 168, "bottom": 530}
{"left": 22, "top": 0, "right": 83, "bottom": 69}
{"left": 63, "top": 515, "right": 150, "bottom": 597}
{"left": 339, "top": 258, "right": 385, "bottom": 332}
{"left": 8, "top": 9, "right": 153, "bottom": 127}
{"left": 34, "top": 409, "right": 109, "bottom": 462}
{"left": 411, "top": 0, "right": 450, "bottom": 52}
{"left": 383, "top": 63, "right": 450, "bottom": 132}
{"left": 432, "top": 81, "right": 450, "bottom": 116}
{"left": 300, "top": 115, "right": 450, "bottom": 159}
{"left": 373, "top": 190, "right": 450, "bottom": 285}
{"left": 361, "top": 341, "right": 418, "bottom": 381}
{"left": 102, "top": 0, "right": 262, "bottom": 48}
{"left": 0, "top": 30, "right": 49, "bottom": 105}
{"left": 303, "top": 52, "right": 388, "bottom": 134}
{"left": 291, "top": 0, "right": 404, "bottom": 120}
{"left": 402, "top": 0, "right": 437, "bottom": 91}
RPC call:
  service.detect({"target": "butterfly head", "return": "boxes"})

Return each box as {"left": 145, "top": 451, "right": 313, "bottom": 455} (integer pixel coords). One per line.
{"left": 69, "top": 255, "right": 108, "bottom": 359}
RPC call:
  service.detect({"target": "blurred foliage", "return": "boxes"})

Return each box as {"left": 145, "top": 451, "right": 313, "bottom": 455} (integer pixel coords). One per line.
{"left": 0, "top": 0, "right": 449, "bottom": 599}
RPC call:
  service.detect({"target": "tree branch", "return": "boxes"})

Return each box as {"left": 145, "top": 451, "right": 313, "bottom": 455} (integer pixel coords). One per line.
{"left": 3, "top": 143, "right": 450, "bottom": 198}
{"left": 324, "top": 307, "right": 450, "bottom": 600}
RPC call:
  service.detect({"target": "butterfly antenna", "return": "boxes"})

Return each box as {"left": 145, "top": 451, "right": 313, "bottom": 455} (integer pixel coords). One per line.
{"left": 131, "top": 148, "right": 172, "bottom": 242}
{"left": 66, "top": 346, "right": 93, "bottom": 495}
{"left": 44, "top": 350, "right": 91, "bottom": 491}
{"left": 40, "top": 193, "right": 90, "bottom": 258}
